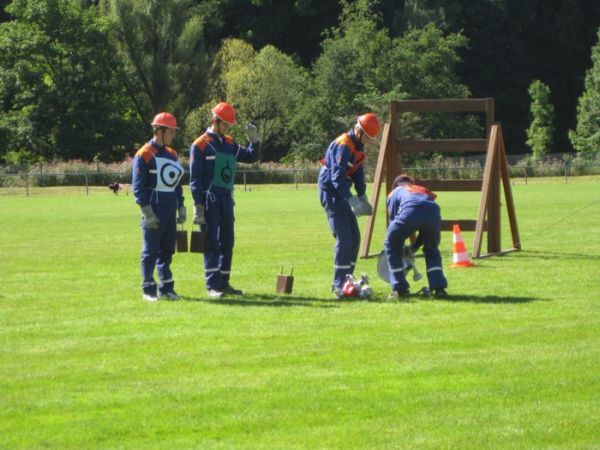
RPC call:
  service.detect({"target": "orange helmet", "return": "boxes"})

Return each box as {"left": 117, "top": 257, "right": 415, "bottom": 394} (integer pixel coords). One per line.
{"left": 357, "top": 113, "right": 381, "bottom": 139}
{"left": 151, "top": 112, "right": 179, "bottom": 129}
{"left": 212, "top": 102, "right": 237, "bottom": 125}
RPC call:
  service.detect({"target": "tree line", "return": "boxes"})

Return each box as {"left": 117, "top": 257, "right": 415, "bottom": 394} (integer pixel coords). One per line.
{"left": 1, "top": 0, "right": 599, "bottom": 164}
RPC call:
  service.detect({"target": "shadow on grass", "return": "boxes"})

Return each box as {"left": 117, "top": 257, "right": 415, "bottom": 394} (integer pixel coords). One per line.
{"left": 182, "top": 292, "right": 339, "bottom": 308}
{"left": 441, "top": 294, "right": 542, "bottom": 304}
{"left": 514, "top": 250, "right": 600, "bottom": 261}
{"left": 181, "top": 292, "right": 541, "bottom": 306}
{"left": 365, "top": 291, "right": 541, "bottom": 304}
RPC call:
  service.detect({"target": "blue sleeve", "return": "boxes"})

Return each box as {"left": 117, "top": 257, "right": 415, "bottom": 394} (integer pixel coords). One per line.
{"left": 189, "top": 144, "right": 204, "bottom": 205}
{"left": 330, "top": 144, "right": 352, "bottom": 199}
{"left": 351, "top": 166, "right": 366, "bottom": 197}
{"left": 132, "top": 156, "right": 149, "bottom": 207}
{"left": 176, "top": 183, "right": 184, "bottom": 208}
{"left": 387, "top": 191, "right": 400, "bottom": 219}
{"left": 235, "top": 141, "right": 260, "bottom": 163}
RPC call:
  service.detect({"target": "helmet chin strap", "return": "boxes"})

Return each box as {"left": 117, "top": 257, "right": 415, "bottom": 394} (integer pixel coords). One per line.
{"left": 154, "top": 127, "right": 168, "bottom": 146}
{"left": 211, "top": 117, "right": 226, "bottom": 136}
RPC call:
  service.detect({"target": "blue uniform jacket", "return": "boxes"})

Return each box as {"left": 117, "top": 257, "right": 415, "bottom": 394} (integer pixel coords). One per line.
{"left": 387, "top": 184, "right": 438, "bottom": 221}
{"left": 189, "top": 129, "right": 259, "bottom": 205}
{"left": 132, "top": 139, "right": 184, "bottom": 209}
{"left": 317, "top": 130, "right": 366, "bottom": 199}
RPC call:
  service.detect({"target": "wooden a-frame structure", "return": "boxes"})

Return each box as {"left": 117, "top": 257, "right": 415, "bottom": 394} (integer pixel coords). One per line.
{"left": 361, "top": 98, "right": 521, "bottom": 259}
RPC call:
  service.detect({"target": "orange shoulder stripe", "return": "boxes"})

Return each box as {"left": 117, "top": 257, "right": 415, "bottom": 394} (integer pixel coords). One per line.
{"left": 193, "top": 133, "right": 212, "bottom": 152}
{"left": 135, "top": 143, "right": 157, "bottom": 164}
{"left": 336, "top": 133, "right": 356, "bottom": 154}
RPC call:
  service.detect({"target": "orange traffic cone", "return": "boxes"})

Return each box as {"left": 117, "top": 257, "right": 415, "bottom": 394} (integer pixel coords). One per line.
{"left": 450, "top": 224, "right": 475, "bottom": 268}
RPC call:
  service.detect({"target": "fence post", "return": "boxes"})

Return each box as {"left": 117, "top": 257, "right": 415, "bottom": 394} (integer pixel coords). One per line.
{"left": 243, "top": 172, "right": 247, "bottom": 191}
{"left": 524, "top": 166, "right": 528, "bottom": 185}
{"left": 25, "top": 174, "right": 29, "bottom": 196}
{"left": 294, "top": 170, "right": 298, "bottom": 190}
{"left": 85, "top": 174, "right": 89, "bottom": 195}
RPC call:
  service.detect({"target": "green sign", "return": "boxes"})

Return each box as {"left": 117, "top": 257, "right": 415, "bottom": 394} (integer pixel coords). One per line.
{"left": 213, "top": 151, "right": 236, "bottom": 190}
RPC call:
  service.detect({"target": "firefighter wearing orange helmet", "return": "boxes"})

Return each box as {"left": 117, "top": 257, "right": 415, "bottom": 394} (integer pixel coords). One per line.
{"left": 189, "top": 102, "right": 260, "bottom": 298}
{"left": 317, "top": 113, "right": 381, "bottom": 298}
{"left": 132, "top": 112, "right": 186, "bottom": 302}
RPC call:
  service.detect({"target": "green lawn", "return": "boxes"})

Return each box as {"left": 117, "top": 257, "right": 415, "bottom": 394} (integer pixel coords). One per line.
{"left": 1, "top": 178, "right": 599, "bottom": 448}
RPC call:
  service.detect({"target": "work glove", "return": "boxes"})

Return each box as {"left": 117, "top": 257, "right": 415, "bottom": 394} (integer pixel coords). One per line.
{"left": 358, "top": 195, "right": 373, "bottom": 216}
{"left": 141, "top": 205, "right": 159, "bottom": 229}
{"left": 193, "top": 203, "right": 206, "bottom": 226}
{"left": 177, "top": 206, "right": 187, "bottom": 225}
{"left": 245, "top": 122, "right": 259, "bottom": 144}
{"left": 348, "top": 195, "right": 369, "bottom": 216}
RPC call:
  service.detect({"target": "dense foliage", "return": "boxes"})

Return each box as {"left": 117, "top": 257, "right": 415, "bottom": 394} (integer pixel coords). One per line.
{"left": 1, "top": 0, "right": 599, "bottom": 163}
{"left": 570, "top": 28, "right": 600, "bottom": 159}
{"left": 526, "top": 80, "right": 554, "bottom": 159}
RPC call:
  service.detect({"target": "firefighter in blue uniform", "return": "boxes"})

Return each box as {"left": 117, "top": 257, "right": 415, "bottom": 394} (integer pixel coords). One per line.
{"left": 385, "top": 174, "right": 448, "bottom": 299}
{"left": 132, "top": 112, "right": 186, "bottom": 302}
{"left": 318, "top": 113, "right": 381, "bottom": 298}
{"left": 189, "top": 102, "right": 260, "bottom": 298}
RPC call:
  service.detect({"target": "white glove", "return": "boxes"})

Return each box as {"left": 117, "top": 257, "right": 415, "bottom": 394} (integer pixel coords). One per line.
{"left": 177, "top": 206, "right": 186, "bottom": 225}
{"left": 141, "top": 205, "right": 159, "bottom": 229}
{"left": 359, "top": 195, "right": 373, "bottom": 216}
{"left": 193, "top": 204, "right": 206, "bottom": 225}
{"left": 245, "top": 122, "right": 258, "bottom": 144}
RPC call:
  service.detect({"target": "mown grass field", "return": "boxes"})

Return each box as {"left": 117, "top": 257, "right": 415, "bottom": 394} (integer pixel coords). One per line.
{"left": 1, "top": 177, "right": 599, "bottom": 448}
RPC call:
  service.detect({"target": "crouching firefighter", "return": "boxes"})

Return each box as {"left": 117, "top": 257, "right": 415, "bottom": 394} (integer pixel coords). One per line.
{"left": 132, "top": 112, "right": 186, "bottom": 302}
{"left": 189, "top": 102, "right": 260, "bottom": 298}
{"left": 384, "top": 174, "right": 448, "bottom": 300}
{"left": 317, "top": 113, "right": 381, "bottom": 298}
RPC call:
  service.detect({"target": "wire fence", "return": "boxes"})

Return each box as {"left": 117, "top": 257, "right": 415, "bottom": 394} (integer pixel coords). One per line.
{"left": 0, "top": 162, "right": 599, "bottom": 196}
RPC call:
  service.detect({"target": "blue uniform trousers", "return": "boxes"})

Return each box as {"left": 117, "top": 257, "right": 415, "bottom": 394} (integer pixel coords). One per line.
{"left": 202, "top": 189, "right": 235, "bottom": 290}
{"left": 141, "top": 204, "right": 177, "bottom": 295}
{"left": 384, "top": 204, "right": 447, "bottom": 293}
{"left": 319, "top": 189, "right": 360, "bottom": 290}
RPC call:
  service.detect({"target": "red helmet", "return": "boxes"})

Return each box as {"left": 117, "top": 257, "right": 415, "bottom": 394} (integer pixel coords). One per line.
{"left": 151, "top": 112, "right": 179, "bottom": 129}
{"left": 212, "top": 102, "right": 237, "bottom": 125}
{"left": 357, "top": 113, "right": 381, "bottom": 139}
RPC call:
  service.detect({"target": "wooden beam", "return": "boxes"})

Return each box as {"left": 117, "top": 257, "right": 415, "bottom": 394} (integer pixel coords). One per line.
{"left": 473, "top": 124, "right": 499, "bottom": 258}
{"left": 416, "top": 179, "right": 482, "bottom": 192}
{"left": 498, "top": 131, "right": 522, "bottom": 251}
{"left": 393, "top": 98, "right": 491, "bottom": 113}
{"left": 360, "top": 123, "right": 392, "bottom": 258}
{"left": 441, "top": 220, "right": 482, "bottom": 232}
{"left": 485, "top": 98, "right": 495, "bottom": 138}
{"left": 398, "top": 139, "right": 487, "bottom": 153}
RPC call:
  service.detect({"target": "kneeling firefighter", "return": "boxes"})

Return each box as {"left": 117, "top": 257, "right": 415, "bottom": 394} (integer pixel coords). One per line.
{"left": 317, "top": 113, "right": 381, "bottom": 298}
{"left": 189, "top": 102, "right": 260, "bottom": 298}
